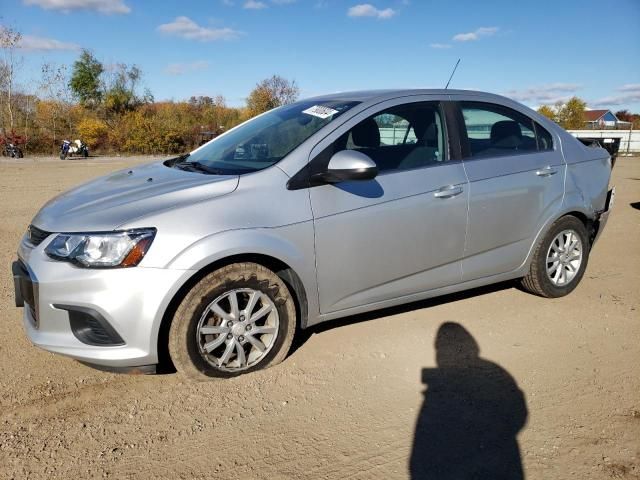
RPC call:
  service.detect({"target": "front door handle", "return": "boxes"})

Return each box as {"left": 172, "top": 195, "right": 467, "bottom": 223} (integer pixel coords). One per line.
{"left": 434, "top": 185, "right": 463, "bottom": 199}
{"left": 536, "top": 166, "right": 558, "bottom": 177}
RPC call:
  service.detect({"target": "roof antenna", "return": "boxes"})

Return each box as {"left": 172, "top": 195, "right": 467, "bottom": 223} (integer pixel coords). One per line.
{"left": 445, "top": 58, "right": 461, "bottom": 89}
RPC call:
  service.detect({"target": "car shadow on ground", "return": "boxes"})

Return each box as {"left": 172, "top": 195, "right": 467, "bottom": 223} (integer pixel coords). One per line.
{"left": 409, "top": 322, "right": 528, "bottom": 479}
{"left": 630, "top": 202, "right": 640, "bottom": 210}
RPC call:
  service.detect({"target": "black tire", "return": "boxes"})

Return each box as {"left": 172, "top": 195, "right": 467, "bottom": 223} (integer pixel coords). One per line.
{"left": 17, "top": 150, "right": 23, "bottom": 158}
{"left": 168, "top": 262, "right": 297, "bottom": 380}
{"left": 60, "top": 152, "right": 67, "bottom": 160}
{"left": 83, "top": 149, "right": 88, "bottom": 158}
{"left": 521, "top": 215, "right": 590, "bottom": 298}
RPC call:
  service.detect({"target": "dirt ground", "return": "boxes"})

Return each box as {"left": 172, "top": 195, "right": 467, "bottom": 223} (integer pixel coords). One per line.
{"left": 0, "top": 155, "right": 638, "bottom": 479}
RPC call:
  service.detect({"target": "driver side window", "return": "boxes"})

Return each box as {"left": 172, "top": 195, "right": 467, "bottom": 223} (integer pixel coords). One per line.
{"left": 339, "top": 102, "right": 447, "bottom": 173}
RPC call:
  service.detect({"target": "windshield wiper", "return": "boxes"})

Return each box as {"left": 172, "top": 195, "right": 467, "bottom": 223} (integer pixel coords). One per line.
{"left": 175, "top": 160, "right": 228, "bottom": 175}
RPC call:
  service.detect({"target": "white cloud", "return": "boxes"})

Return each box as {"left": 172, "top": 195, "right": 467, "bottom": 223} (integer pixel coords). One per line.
{"left": 271, "top": 0, "right": 296, "bottom": 4}
{"left": 157, "top": 17, "right": 242, "bottom": 42}
{"left": 17, "top": 34, "right": 80, "bottom": 51}
{"left": 164, "top": 60, "right": 210, "bottom": 76}
{"left": 591, "top": 84, "right": 640, "bottom": 107}
{"left": 453, "top": 26, "right": 498, "bottom": 42}
{"left": 506, "top": 83, "right": 582, "bottom": 105}
{"left": 348, "top": 4, "right": 396, "bottom": 19}
{"left": 618, "top": 83, "right": 640, "bottom": 93}
{"left": 244, "top": 0, "right": 267, "bottom": 8}
{"left": 430, "top": 43, "right": 451, "bottom": 49}
{"left": 23, "top": 0, "right": 130, "bottom": 14}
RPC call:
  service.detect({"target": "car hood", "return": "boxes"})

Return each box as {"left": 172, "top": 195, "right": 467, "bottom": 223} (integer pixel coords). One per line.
{"left": 31, "top": 161, "right": 239, "bottom": 232}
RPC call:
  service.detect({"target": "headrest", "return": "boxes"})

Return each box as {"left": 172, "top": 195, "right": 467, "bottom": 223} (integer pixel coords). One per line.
{"left": 352, "top": 118, "right": 380, "bottom": 148}
{"left": 490, "top": 121, "right": 522, "bottom": 148}
{"left": 412, "top": 110, "right": 436, "bottom": 142}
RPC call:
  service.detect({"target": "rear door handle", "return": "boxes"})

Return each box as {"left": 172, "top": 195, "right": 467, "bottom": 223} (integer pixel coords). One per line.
{"left": 536, "top": 166, "right": 558, "bottom": 177}
{"left": 434, "top": 185, "right": 463, "bottom": 199}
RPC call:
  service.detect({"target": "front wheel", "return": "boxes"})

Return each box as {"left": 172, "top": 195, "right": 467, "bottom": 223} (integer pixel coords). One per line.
{"left": 60, "top": 152, "right": 67, "bottom": 160}
{"left": 169, "top": 263, "right": 297, "bottom": 380}
{"left": 521, "top": 215, "right": 590, "bottom": 298}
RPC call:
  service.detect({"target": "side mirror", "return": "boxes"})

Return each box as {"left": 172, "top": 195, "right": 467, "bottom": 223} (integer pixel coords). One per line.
{"left": 320, "top": 150, "right": 378, "bottom": 183}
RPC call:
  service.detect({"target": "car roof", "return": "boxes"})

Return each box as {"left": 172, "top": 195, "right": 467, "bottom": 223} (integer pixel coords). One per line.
{"left": 304, "top": 89, "right": 511, "bottom": 105}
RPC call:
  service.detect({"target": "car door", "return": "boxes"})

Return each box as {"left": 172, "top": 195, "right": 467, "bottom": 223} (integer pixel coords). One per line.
{"left": 307, "top": 98, "right": 469, "bottom": 314}
{"left": 452, "top": 98, "right": 565, "bottom": 281}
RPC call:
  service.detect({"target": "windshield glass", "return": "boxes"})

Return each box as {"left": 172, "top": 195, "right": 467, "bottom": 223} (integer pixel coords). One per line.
{"left": 179, "top": 100, "right": 360, "bottom": 174}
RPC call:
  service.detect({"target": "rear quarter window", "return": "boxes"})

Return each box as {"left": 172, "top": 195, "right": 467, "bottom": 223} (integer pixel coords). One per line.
{"left": 535, "top": 123, "right": 554, "bottom": 151}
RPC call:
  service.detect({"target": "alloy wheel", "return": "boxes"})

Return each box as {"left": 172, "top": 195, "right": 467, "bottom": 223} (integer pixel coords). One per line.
{"left": 196, "top": 288, "right": 279, "bottom": 372}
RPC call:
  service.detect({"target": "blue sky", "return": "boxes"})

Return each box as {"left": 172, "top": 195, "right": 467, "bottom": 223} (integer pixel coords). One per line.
{"left": 3, "top": 0, "right": 640, "bottom": 110}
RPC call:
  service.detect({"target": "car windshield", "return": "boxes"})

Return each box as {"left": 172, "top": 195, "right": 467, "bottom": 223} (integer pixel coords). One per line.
{"left": 175, "top": 100, "right": 360, "bottom": 175}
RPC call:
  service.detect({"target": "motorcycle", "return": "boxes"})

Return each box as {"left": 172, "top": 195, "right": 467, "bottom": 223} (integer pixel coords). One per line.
{"left": 2, "top": 143, "right": 24, "bottom": 158}
{"left": 60, "top": 139, "right": 89, "bottom": 160}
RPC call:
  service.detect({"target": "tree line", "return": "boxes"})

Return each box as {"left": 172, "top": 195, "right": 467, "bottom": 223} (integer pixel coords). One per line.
{"left": 536, "top": 97, "right": 640, "bottom": 130}
{"left": 2, "top": 25, "right": 638, "bottom": 156}
{"left": 0, "top": 26, "right": 299, "bottom": 155}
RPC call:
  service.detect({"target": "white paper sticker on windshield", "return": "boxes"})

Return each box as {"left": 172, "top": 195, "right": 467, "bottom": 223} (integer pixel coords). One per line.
{"left": 302, "top": 105, "right": 339, "bottom": 119}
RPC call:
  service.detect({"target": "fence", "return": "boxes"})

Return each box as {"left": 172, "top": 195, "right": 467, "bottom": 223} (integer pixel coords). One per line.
{"left": 568, "top": 129, "right": 639, "bottom": 155}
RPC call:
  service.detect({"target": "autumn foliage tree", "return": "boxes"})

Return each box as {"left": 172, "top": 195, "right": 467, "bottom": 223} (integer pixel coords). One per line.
{"left": 615, "top": 110, "right": 640, "bottom": 129}
{"left": 537, "top": 97, "right": 587, "bottom": 129}
{"left": 536, "top": 105, "right": 556, "bottom": 122}
{"left": 555, "top": 97, "right": 586, "bottom": 129}
{"left": 246, "top": 75, "right": 299, "bottom": 117}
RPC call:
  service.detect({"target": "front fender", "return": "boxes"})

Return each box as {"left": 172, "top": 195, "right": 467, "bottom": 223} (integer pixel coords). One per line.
{"left": 166, "top": 222, "right": 320, "bottom": 326}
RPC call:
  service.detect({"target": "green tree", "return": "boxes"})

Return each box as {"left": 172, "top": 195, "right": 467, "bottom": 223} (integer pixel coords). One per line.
{"left": 555, "top": 97, "right": 586, "bottom": 130}
{"left": 69, "top": 49, "right": 103, "bottom": 107}
{"left": 536, "top": 105, "right": 556, "bottom": 122}
{"left": 246, "top": 75, "right": 299, "bottom": 117}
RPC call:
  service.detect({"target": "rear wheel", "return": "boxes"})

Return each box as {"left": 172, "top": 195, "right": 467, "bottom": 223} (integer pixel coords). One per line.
{"left": 168, "top": 263, "right": 296, "bottom": 380}
{"left": 521, "top": 215, "right": 590, "bottom": 298}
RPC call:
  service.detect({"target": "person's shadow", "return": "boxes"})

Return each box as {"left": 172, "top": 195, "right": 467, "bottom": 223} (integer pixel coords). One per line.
{"left": 410, "top": 322, "right": 528, "bottom": 479}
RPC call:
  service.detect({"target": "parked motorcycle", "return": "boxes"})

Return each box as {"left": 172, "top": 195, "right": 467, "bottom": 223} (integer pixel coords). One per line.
{"left": 60, "top": 139, "right": 89, "bottom": 160}
{"left": 2, "top": 143, "right": 24, "bottom": 158}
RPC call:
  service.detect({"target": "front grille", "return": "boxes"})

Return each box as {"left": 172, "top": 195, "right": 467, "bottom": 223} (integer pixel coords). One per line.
{"left": 27, "top": 225, "right": 51, "bottom": 246}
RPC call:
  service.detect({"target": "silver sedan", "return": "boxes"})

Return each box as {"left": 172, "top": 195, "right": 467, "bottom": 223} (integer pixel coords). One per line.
{"left": 13, "top": 89, "right": 614, "bottom": 379}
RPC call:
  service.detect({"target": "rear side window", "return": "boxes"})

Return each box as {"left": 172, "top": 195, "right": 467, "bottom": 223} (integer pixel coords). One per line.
{"left": 460, "top": 102, "right": 540, "bottom": 158}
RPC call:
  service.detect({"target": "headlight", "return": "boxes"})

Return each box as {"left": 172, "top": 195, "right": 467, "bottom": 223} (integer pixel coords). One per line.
{"left": 45, "top": 229, "right": 156, "bottom": 268}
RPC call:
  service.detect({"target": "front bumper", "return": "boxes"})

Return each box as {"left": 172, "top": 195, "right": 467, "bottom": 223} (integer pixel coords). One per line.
{"left": 13, "top": 235, "right": 193, "bottom": 368}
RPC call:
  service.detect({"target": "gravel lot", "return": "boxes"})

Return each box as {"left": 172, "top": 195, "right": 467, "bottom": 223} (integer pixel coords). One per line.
{"left": 1, "top": 155, "right": 638, "bottom": 479}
